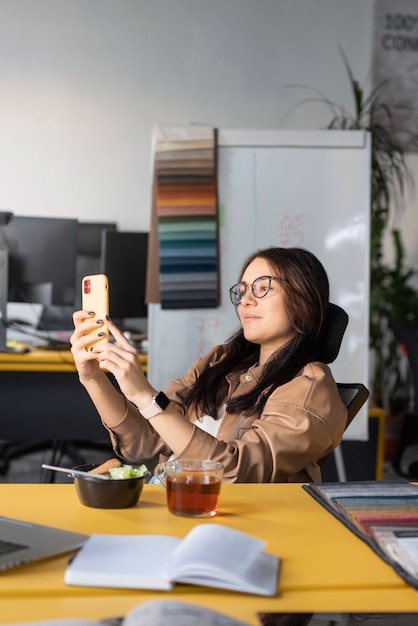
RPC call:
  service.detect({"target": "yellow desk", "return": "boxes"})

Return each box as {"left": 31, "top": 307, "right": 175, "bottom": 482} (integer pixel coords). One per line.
{"left": 0, "top": 348, "right": 147, "bottom": 373}
{"left": 0, "top": 483, "right": 417, "bottom": 624}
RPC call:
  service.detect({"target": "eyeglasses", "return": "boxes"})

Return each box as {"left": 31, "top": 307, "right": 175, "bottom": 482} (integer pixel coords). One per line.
{"left": 229, "top": 275, "right": 282, "bottom": 306}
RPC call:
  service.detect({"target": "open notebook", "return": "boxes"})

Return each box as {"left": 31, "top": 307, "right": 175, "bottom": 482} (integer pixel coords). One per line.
{"left": 0, "top": 515, "right": 88, "bottom": 571}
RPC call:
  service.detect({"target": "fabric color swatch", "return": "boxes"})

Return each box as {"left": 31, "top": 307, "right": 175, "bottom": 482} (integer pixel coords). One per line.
{"left": 148, "top": 125, "right": 219, "bottom": 309}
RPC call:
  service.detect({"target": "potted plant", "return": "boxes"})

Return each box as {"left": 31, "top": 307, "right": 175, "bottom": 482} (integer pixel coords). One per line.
{"left": 286, "top": 51, "right": 418, "bottom": 420}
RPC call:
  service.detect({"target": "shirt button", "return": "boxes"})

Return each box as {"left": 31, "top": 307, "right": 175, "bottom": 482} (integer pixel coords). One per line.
{"left": 244, "top": 374, "right": 251, "bottom": 381}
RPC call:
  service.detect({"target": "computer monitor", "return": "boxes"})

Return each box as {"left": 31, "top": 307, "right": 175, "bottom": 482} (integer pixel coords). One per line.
{"left": 101, "top": 230, "right": 148, "bottom": 323}
{"left": 74, "top": 222, "right": 117, "bottom": 310}
{"left": 35, "top": 221, "right": 119, "bottom": 333}
{"left": 0, "top": 215, "right": 78, "bottom": 351}
{"left": 77, "top": 222, "right": 118, "bottom": 257}
{"left": 4, "top": 216, "right": 78, "bottom": 307}
{"left": 37, "top": 221, "right": 119, "bottom": 330}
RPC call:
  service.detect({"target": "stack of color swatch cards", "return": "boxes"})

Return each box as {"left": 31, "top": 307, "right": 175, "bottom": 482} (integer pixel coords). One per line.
{"left": 303, "top": 481, "right": 418, "bottom": 589}
{"left": 152, "top": 125, "right": 219, "bottom": 309}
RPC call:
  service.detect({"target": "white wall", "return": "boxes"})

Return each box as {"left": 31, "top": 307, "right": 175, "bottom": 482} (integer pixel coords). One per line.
{"left": 0, "top": 0, "right": 374, "bottom": 231}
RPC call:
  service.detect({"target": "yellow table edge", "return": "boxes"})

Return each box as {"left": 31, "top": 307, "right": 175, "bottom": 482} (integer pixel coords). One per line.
{"left": 0, "top": 349, "right": 147, "bottom": 373}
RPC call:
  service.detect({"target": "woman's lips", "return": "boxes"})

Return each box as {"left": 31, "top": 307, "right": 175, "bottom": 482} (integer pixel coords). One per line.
{"left": 242, "top": 314, "right": 260, "bottom": 322}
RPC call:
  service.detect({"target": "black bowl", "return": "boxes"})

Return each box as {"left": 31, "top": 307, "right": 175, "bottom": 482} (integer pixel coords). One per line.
{"left": 73, "top": 464, "right": 145, "bottom": 509}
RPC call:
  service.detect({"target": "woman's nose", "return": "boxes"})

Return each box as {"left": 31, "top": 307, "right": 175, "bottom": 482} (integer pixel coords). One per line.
{"left": 240, "top": 288, "right": 256, "bottom": 305}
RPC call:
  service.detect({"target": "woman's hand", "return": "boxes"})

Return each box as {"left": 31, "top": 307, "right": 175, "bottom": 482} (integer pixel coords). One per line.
{"left": 91, "top": 317, "right": 155, "bottom": 409}
{"left": 70, "top": 310, "right": 106, "bottom": 382}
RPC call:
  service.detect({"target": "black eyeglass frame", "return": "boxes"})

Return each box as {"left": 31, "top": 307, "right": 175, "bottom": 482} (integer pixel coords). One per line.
{"left": 229, "top": 275, "right": 281, "bottom": 306}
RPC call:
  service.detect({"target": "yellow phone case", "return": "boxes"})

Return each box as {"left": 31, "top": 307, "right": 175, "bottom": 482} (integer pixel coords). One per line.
{"left": 82, "top": 274, "right": 109, "bottom": 347}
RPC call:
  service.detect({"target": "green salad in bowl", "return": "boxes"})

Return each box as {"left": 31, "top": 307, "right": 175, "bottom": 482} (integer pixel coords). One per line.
{"left": 73, "top": 461, "right": 149, "bottom": 509}
{"left": 108, "top": 464, "right": 148, "bottom": 480}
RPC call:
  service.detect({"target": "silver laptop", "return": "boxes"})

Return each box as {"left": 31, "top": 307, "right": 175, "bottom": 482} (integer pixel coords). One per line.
{"left": 0, "top": 515, "right": 88, "bottom": 571}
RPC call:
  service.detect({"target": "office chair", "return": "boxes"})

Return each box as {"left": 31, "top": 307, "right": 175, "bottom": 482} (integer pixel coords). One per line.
{"left": 336, "top": 382, "right": 370, "bottom": 430}
{"left": 0, "top": 439, "right": 91, "bottom": 478}
{"left": 391, "top": 320, "right": 418, "bottom": 478}
{"left": 315, "top": 303, "right": 370, "bottom": 481}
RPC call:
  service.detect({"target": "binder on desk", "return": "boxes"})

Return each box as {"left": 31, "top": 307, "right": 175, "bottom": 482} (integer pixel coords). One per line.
{"left": 303, "top": 481, "right": 418, "bottom": 590}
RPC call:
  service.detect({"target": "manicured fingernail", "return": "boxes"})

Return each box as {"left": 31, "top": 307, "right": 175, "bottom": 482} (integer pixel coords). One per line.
{"left": 98, "top": 332, "right": 105, "bottom": 337}
{"left": 105, "top": 315, "right": 110, "bottom": 320}
{"left": 96, "top": 319, "right": 103, "bottom": 324}
{"left": 88, "top": 311, "right": 94, "bottom": 316}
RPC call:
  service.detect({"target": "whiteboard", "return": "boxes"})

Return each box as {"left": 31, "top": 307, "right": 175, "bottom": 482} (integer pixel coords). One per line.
{"left": 148, "top": 129, "right": 371, "bottom": 439}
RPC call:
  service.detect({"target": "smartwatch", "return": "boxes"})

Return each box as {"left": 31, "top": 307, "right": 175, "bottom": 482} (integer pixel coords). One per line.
{"left": 140, "top": 391, "right": 171, "bottom": 420}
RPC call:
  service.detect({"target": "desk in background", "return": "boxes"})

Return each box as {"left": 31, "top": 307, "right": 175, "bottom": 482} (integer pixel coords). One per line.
{"left": 0, "top": 483, "right": 417, "bottom": 624}
{"left": 0, "top": 349, "right": 147, "bottom": 471}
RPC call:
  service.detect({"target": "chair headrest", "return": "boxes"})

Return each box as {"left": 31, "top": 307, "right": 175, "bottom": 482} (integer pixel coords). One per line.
{"left": 314, "top": 302, "right": 349, "bottom": 364}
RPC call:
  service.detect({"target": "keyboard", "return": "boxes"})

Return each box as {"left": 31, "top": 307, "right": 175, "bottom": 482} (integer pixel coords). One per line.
{"left": 0, "top": 538, "right": 28, "bottom": 556}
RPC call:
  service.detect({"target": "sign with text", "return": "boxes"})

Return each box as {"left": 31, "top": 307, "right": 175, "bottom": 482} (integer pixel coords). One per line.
{"left": 372, "top": 0, "right": 418, "bottom": 152}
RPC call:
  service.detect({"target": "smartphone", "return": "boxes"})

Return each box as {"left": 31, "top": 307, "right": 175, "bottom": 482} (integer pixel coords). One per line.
{"left": 81, "top": 274, "right": 109, "bottom": 346}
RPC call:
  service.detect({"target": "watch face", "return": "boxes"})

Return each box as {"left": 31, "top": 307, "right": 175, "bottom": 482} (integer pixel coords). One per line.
{"left": 155, "top": 391, "right": 170, "bottom": 411}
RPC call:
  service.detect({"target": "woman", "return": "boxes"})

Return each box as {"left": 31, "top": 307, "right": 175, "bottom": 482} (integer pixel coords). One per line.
{"left": 70, "top": 246, "right": 347, "bottom": 483}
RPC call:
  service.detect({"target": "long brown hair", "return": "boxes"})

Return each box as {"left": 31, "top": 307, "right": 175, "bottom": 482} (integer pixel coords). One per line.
{"left": 184, "top": 247, "right": 330, "bottom": 418}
